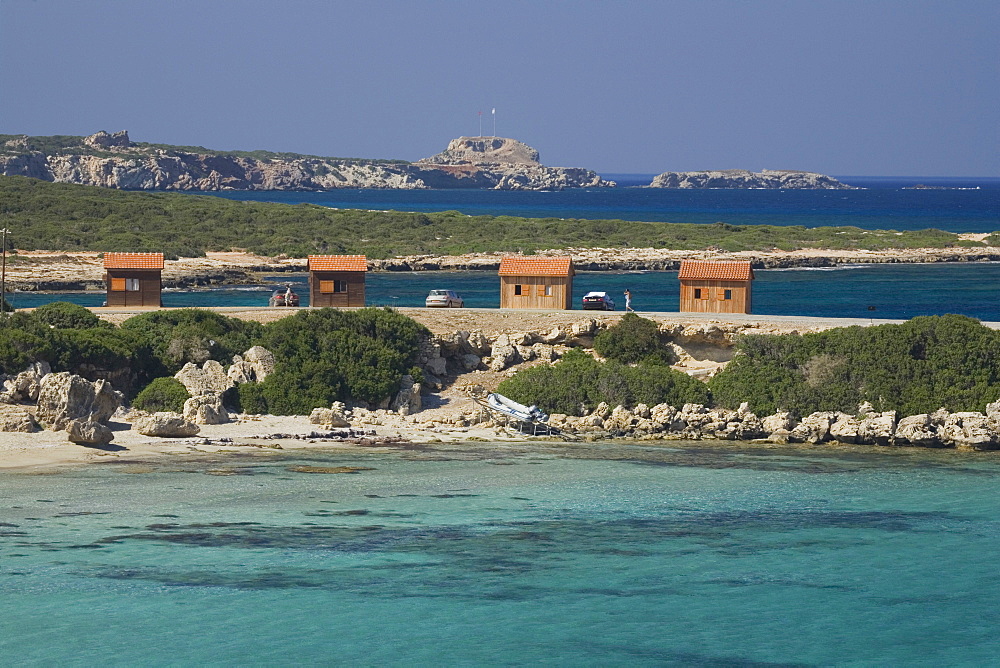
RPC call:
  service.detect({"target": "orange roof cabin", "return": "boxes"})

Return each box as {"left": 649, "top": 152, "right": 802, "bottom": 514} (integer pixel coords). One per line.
{"left": 498, "top": 256, "right": 574, "bottom": 309}
{"left": 307, "top": 255, "right": 367, "bottom": 307}
{"left": 103, "top": 253, "right": 164, "bottom": 307}
{"left": 678, "top": 260, "right": 755, "bottom": 314}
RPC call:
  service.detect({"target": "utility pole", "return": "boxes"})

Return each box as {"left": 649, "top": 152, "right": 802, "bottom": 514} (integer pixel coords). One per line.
{"left": 492, "top": 108, "right": 496, "bottom": 137}
{"left": 0, "top": 227, "right": 8, "bottom": 314}
{"left": 478, "top": 110, "right": 483, "bottom": 138}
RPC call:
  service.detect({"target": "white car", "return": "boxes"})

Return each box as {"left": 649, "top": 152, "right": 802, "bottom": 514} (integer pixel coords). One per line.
{"left": 426, "top": 289, "right": 464, "bottom": 308}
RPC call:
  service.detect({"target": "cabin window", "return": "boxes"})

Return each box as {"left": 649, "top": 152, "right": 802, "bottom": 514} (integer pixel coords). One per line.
{"left": 514, "top": 284, "right": 523, "bottom": 295}
{"left": 693, "top": 288, "right": 703, "bottom": 299}
{"left": 724, "top": 289, "right": 733, "bottom": 300}
{"left": 320, "top": 280, "right": 348, "bottom": 294}
{"left": 126, "top": 278, "right": 140, "bottom": 292}
{"left": 544, "top": 285, "right": 553, "bottom": 296}
{"left": 110, "top": 277, "right": 126, "bottom": 292}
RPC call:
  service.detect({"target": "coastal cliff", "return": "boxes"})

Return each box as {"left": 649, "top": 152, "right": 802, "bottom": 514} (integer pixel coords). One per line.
{"left": 650, "top": 169, "right": 854, "bottom": 189}
{"left": 0, "top": 131, "right": 612, "bottom": 191}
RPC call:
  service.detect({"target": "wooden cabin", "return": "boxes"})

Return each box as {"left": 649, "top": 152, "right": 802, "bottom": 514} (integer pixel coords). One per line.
{"left": 104, "top": 252, "right": 163, "bottom": 307}
{"left": 498, "top": 256, "right": 574, "bottom": 309}
{"left": 307, "top": 255, "right": 367, "bottom": 307}
{"left": 678, "top": 260, "right": 754, "bottom": 314}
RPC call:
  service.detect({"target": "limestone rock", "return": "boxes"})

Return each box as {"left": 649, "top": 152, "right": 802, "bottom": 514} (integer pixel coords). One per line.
{"left": 84, "top": 130, "right": 131, "bottom": 149}
{"left": 132, "top": 412, "right": 200, "bottom": 437}
{"left": 228, "top": 346, "right": 276, "bottom": 384}
{"left": 0, "top": 361, "right": 52, "bottom": 404}
{"left": 36, "top": 373, "right": 122, "bottom": 431}
{"left": 183, "top": 393, "right": 229, "bottom": 425}
{"left": 66, "top": 418, "right": 114, "bottom": 445}
{"left": 309, "top": 408, "right": 334, "bottom": 425}
{"left": 488, "top": 335, "right": 523, "bottom": 371}
{"left": 858, "top": 411, "right": 897, "bottom": 446}
{"left": 390, "top": 375, "right": 422, "bottom": 416}
{"left": 650, "top": 169, "right": 854, "bottom": 190}
{"left": 176, "top": 360, "right": 234, "bottom": 396}
{"left": 0, "top": 405, "right": 38, "bottom": 432}
{"left": 328, "top": 402, "right": 350, "bottom": 428}
{"left": 940, "top": 412, "right": 997, "bottom": 451}
{"left": 894, "top": 414, "right": 940, "bottom": 447}
{"left": 829, "top": 413, "right": 861, "bottom": 444}
{"left": 790, "top": 411, "right": 838, "bottom": 444}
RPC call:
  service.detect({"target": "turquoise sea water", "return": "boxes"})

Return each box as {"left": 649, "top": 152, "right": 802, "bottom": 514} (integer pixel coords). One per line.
{"left": 3, "top": 441, "right": 1000, "bottom": 665}
{"left": 10, "top": 263, "right": 1000, "bottom": 322}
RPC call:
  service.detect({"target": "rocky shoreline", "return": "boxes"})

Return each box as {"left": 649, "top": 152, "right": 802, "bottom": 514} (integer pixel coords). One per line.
{"left": 5, "top": 246, "right": 999, "bottom": 293}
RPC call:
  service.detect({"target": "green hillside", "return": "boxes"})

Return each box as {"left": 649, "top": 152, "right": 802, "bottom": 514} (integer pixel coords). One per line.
{"left": 0, "top": 175, "right": 995, "bottom": 259}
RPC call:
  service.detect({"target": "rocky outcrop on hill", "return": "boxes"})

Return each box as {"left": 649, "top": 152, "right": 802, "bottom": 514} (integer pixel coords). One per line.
{"left": 0, "top": 131, "right": 613, "bottom": 191}
{"left": 417, "top": 136, "right": 614, "bottom": 190}
{"left": 649, "top": 169, "right": 854, "bottom": 189}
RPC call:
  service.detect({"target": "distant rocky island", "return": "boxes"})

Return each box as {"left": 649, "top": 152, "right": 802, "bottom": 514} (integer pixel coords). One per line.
{"left": 0, "top": 131, "right": 612, "bottom": 192}
{"left": 649, "top": 169, "right": 854, "bottom": 189}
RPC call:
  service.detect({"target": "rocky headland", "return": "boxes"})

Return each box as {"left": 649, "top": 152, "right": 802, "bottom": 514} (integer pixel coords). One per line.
{"left": 649, "top": 169, "right": 854, "bottom": 189}
{"left": 0, "top": 131, "right": 611, "bottom": 192}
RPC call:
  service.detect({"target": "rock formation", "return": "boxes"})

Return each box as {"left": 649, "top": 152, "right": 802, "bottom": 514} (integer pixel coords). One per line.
{"left": 649, "top": 169, "right": 854, "bottom": 189}
{"left": 132, "top": 412, "right": 201, "bottom": 437}
{"left": 35, "top": 372, "right": 122, "bottom": 431}
{"left": 0, "top": 132, "right": 614, "bottom": 191}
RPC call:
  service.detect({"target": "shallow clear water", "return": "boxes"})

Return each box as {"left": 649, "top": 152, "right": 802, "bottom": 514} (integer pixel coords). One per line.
{"left": 3, "top": 441, "right": 1000, "bottom": 665}
{"left": 10, "top": 263, "right": 1000, "bottom": 322}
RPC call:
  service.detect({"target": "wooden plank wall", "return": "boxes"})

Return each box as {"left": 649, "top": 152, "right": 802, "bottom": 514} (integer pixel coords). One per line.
{"left": 105, "top": 270, "right": 161, "bottom": 307}
{"left": 679, "top": 279, "right": 751, "bottom": 313}
{"left": 309, "top": 271, "right": 366, "bottom": 308}
{"left": 500, "top": 275, "right": 573, "bottom": 309}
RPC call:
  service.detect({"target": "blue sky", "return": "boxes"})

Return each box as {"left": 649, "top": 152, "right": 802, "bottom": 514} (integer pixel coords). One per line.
{"left": 2, "top": 0, "right": 997, "bottom": 175}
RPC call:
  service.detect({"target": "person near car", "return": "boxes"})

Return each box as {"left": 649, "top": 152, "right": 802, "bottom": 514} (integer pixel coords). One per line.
{"left": 624, "top": 289, "right": 634, "bottom": 312}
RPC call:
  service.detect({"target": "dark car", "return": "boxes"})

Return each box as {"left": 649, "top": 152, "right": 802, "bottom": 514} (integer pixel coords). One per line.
{"left": 582, "top": 291, "right": 615, "bottom": 310}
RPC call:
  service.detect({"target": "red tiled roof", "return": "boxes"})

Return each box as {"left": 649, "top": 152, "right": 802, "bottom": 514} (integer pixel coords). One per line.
{"left": 678, "top": 260, "right": 754, "bottom": 281}
{"left": 308, "top": 255, "right": 368, "bottom": 272}
{"left": 103, "top": 252, "right": 164, "bottom": 269}
{"left": 498, "top": 256, "right": 573, "bottom": 277}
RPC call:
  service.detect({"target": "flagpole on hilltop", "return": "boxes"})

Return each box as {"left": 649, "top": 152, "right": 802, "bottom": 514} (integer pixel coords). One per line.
{"left": 492, "top": 108, "right": 496, "bottom": 137}
{"left": 478, "top": 111, "right": 483, "bottom": 138}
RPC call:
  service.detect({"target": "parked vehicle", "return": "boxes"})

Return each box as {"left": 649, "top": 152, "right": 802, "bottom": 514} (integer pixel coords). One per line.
{"left": 582, "top": 291, "right": 615, "bottom": 310}
{"left": 426, "top": 289, "right": 464, "bottom": 308}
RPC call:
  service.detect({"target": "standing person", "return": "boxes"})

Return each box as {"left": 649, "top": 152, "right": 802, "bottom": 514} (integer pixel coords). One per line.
{"left": 624, "top": 288, "right": 634, "bottom": 312}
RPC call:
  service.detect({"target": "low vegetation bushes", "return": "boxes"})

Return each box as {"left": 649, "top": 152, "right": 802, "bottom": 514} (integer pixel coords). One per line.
{"left": 593, "top": 313, "right": 675, "bottom": 364}
{"left": 132, "top": 377, "right": 190, "bottom": 413}
{"left": 497, "top": 348, "right": 709, "bottom": 416}
{"left": 1, "top": 175, "right": 988, "bottom": 259}
{"left": 709, "top": 314, "right": 1000, "bottom": 416}
{"left": 248, "top": 308, "right": 428, "bottom": 415}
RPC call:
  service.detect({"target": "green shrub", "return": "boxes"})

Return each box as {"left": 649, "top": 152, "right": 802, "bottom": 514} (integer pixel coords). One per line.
{"left": 594, "top": 313, "right": 674, "bottom": 364}
{"left": 132, "top": 377, "right": 191, "bottom": 413}
{"left": 120, "top": 308, "right": 263, "bottom": 374}
{"left": 31, "top": 301, "right": 109, "bottom": 330}
{"left": 497, "top": 348, "right": 709, "bottom": 416}
{"left": 250, "top": 308, "right": 429, "bottom": 415}
{"left": 0, "top": 328, "right": 52, "bottom": 374}
{"left": 709, "top": 314, "right": 1000, "bottom": 416}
